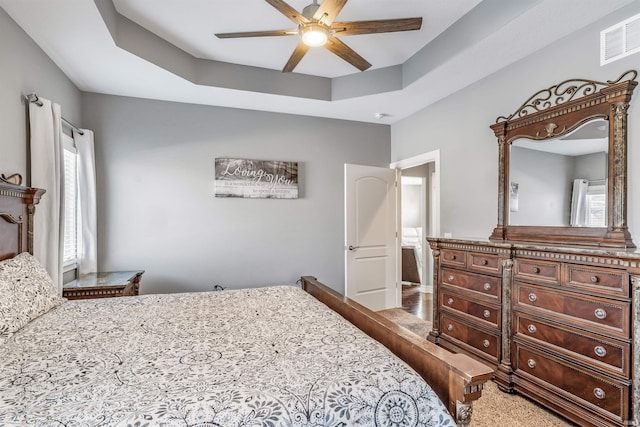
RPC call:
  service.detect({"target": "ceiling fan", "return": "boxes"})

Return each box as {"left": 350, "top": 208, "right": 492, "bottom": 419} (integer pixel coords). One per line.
{"left": 215, "top": 0, "right": 423, "bottom": 73}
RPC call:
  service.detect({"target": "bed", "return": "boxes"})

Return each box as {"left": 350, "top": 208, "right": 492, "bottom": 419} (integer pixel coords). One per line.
{"left": 0, "top": 179, "right": 492, "bottom": 426}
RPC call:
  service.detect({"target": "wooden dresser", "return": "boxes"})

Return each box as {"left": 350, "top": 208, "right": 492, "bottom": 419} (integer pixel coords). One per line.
{"left": 428, "top": 238, "right": 640, "bottom": 427}
{"left": 434, "top": 241, "right": 510, "bottom": 367}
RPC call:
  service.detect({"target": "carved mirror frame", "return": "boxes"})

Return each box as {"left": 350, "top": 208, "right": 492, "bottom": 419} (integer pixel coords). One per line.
{"left": 489, "top": 70, "right": 637, "bottom": 248}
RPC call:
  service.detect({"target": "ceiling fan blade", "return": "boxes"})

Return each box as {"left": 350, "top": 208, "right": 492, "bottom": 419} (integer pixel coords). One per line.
{"left": 216, "top": 29, "right": 297, "bottom": 39}
{"left": 324, "top": 38, "right": 371, "bottom": 71}
{"left": 283, "top": 42, "right": 311, "bottom": 72}
{"left": 332, "top": 18, "right": 422, "bottom": 36}
{"left": 264, "top": 0, "right": 309, "bottom": 24}
{"left": 313, "top": 0, "right": 348, "bottom": 25}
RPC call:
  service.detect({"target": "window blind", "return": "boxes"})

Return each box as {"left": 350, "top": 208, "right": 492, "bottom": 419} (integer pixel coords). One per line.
{"left": 63, "top": 140, "right": 79, "bottom": 265}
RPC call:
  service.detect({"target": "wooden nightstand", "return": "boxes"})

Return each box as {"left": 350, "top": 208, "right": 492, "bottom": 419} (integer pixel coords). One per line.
{"left": 63, "top": 270, "right": 144, "bottom": 300}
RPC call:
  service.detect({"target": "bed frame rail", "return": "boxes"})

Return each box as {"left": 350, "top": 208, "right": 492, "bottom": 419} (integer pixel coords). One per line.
{"left": 300, "top": 276, "right": 493, "bottom": 426}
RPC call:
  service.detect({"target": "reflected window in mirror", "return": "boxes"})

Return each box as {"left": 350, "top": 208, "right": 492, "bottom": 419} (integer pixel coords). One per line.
{"left": 585, "top": 182, "right": 606, "bottom": 226}
{"left": 509, "top": 119, "right": 608, "bottom": 228}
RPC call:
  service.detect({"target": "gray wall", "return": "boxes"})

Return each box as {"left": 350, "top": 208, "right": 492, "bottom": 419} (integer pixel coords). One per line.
{"left": 509, "top": 147, "right": 573, "bottom": 227}
{"left": 391, "top": 1, "right": 640, "bottom": 244}
{"left": 82, "top": 93, "right": 390, "bottom": 294}
{"left": 508, "top": 148, "right": 608, "bottom": 227}
{"left": 2, "top": 3, "right": 390, "bottom": 296}
{"left": 401, "top": 183, "right": 422, "bottom": 229}
{"left": 401, "top": 163, "right": 432, "bottom": 234}
{"left": 0, "top": 7, "right": 81, "bottom": 179}
{"left": 574, "top": 152, "right": 607, "bottom": 182}
{"left": 6, "top": 0, "right": 640, "bottom": 297}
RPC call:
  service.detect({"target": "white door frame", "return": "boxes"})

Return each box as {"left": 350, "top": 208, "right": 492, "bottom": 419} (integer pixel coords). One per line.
{"left": 390, "top": 150, "right": 441, "bottom": 301}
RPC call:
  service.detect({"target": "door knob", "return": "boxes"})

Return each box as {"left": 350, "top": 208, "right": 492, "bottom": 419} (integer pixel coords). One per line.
{"left": 348, "top": 245, "right": 359, "bottom": 252}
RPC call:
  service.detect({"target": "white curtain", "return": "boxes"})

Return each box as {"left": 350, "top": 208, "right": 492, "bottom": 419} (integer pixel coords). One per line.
{"left": 570, "top": 179, "right": 589, "bottom": 227}
{"left": 75, "top": 130, "right": 98, "bottom": 275}
{"left": 29, "top": 98, "right": 64, "bottom": 293}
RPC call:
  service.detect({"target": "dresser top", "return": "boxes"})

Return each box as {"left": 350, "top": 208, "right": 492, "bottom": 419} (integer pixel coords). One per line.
{"left": 427, "top": 237, "right": 640, "bottom": 260}
{"left": 63, "top": 270, "right": 145, "bottom": 290}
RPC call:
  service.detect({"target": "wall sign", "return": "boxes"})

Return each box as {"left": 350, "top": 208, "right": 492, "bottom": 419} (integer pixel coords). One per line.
{"left": 214, "top": 158, "right": 298, "bottom": 199}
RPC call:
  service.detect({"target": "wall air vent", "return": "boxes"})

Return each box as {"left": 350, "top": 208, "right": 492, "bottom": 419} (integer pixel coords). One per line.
{"left": 601, "top": 13, "right": 640, "bottom": 65}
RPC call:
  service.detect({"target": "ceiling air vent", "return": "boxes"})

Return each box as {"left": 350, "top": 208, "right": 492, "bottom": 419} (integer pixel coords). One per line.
{"left": 601, "top": 13, "right": 640, "bottom": 65}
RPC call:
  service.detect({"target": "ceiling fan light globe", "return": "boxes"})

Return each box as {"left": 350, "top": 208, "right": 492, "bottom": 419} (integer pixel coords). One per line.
{"left": 301, "top": 24, "right": 329, "bottom": 47}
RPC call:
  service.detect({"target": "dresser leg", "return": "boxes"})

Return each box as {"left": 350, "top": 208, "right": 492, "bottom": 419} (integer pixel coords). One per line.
{"left": 427, "top": 330, "right": 440, "bottom": 344}
{"left": 496, "top": 259, "right": 514, "bottom": 392}
{"left": 494, "top": 364, "right": 514, "bottom": 393}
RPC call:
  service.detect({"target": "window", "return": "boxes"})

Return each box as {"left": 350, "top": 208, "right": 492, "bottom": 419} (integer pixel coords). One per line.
{"left": 63, "top": 134, "right": 80, "bottom": 268}
{"left": 586, "top": 184, "right": 606, "bottom": 227}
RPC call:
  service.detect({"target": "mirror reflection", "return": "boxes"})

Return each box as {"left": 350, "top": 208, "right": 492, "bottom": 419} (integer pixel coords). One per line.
{"left": 508, "top": 119, "right": 608, "bottom": 227}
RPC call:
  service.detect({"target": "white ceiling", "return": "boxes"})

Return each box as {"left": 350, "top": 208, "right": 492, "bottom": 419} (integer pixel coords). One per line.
{"left": 514, "top": 120, "right": 609, "bottom": 156}
{"left": 112, "top": 0, "right": 481, "bottom": 78}
{"left": 0, "top": 0, "right": 635, "bottom": 123}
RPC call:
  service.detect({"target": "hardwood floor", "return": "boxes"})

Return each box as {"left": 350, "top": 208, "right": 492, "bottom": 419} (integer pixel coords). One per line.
{"left": 401, "top": 284, "right": 432, "bottom": 322}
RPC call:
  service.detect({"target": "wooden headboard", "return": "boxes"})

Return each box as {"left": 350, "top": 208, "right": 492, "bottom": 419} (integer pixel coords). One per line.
{"left": 0, "top": 179, "right": 45, "bottom": 261}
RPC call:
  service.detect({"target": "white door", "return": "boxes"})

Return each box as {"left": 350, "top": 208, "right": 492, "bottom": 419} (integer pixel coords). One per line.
{"left": 345, "top": 164, "right": 398, "bottom": 311}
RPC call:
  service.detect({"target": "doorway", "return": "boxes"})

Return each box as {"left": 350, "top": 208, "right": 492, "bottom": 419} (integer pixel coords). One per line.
{"left": 391, "top": 150, "right": 440, "bottom": 323}
{"left": 400, "top": 175, "right": 426, "bottom": 285}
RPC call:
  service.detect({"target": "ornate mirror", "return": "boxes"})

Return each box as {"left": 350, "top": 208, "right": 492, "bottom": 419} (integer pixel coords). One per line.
{"left": 489, "top": 70, "right": 637, "bottom": 248}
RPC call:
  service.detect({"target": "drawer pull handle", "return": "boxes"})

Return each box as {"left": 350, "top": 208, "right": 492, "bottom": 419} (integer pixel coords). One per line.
{"left": 590, "top": 276, "right": 599, "bottom": 283}
{"left": 527, "top": 359, "right": 536, "bottom": 369}
{"left": 532, "top": 267, "right": 540, "bottom": 274}
{"left": 483, "top": 283, "right": 491, "bottom": 291}
{"left": 528, "top": 293, "right": 537, "bottom": 302}
{"left": 481, "top": 259, "right": 488, "bottom": 266}
{"left": 447, "top": 298, "right": 454, "bottom": 305}
{"left": 527, "top": 324, "right": 537, "bottom": 334}
{"left": 447, "top": 324, "right": 453, "bottom": 332}
{"left": 482, "top": 340, "right": 490, "bottom": 348}
{"left": 450, "top": 255, "right": 456, "bottom": 260}
{"left": 594, "top": 346, "right": 607, "bottom": 357}
{"left": 448, "top": 275, "right": 455, "bottom": 282}
{"left": 483, "top": 310, "right": 491, "bottom": 318}
{"left": 593, "top": 388, "right": 606, "bottom": 400}
{"left": 594, "top": 308, "right": 607, "bottom": 320}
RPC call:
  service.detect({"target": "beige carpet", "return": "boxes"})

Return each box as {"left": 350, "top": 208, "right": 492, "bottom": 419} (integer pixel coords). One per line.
{"left": 377, "top": 307, "right": 432, "bottom": 338}
{"left": 376, "top": 308, "right": 576, "bottom": 427}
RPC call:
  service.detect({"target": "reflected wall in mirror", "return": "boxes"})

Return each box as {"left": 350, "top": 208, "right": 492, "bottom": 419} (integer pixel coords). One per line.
{"left": 489, "top": 70, "right": 637, "bottom": 248}
{"left": 509, "top": 119, "right": 607, "bottom": 228}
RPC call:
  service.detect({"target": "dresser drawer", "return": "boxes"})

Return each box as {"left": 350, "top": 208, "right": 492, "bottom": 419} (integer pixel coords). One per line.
{"left": 440, "top": 249, "right": 466, "bottom": 268}
{"left": 514, "top": 259, "right": 560, "bottom": 285}
{"left": 440, "top": 313, "right": 500, "bottom": 362}
{"left": 441, "top": 268, "right": 501, "bottom": 300}
{"left": 441, "top": 288, "right": 500, "bottom": 328}
{"left": 565, "top": 265, "right": 629, "bottom": 298}
{"left": 468, "top": 252, "right": 502, "bottom": 275}
{"left": 514, "top": 283, "right": 630, "bottom": 338}
{"left": 514, "top": 344, "right": 629, "bottom": 421}
{"left": 514, "top": 313, "right": 630, "bottom": 377}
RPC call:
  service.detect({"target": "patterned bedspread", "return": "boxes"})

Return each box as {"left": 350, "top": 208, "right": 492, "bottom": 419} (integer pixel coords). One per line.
{"left": 0, "top": 286, "right": 454, "bottom": 426}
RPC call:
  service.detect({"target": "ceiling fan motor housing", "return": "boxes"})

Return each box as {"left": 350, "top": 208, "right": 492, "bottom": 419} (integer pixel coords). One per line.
{"left": 302, "top": 2, "right": 321, "bottom": 21}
